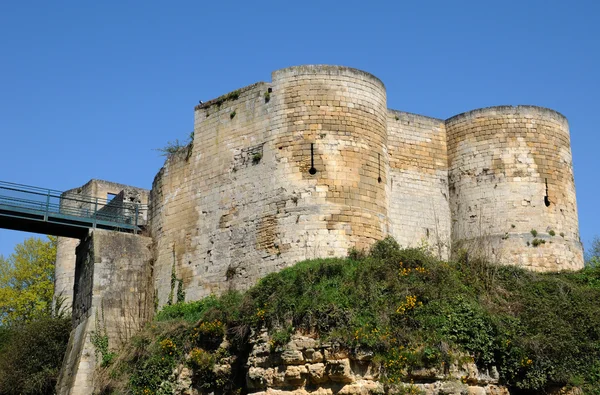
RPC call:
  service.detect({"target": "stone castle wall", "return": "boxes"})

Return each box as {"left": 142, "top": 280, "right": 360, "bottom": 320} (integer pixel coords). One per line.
{"left": 57, "top": 230, "right": 152, "bottom": 395}
{"left": 54, "top": 179, "right": 149, "bottom": 312}
{"left": 386, "top": 110, "right": 451, "bottom": 258}
{"left": 446, "top": 106, "right": 582, "bottom": 271}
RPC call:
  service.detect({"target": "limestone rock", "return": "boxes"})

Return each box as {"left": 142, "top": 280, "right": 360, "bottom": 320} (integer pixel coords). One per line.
{"left": 284, "top": 365, "right": 308, "bottom": 385}
{"left": 352, "top": 348, "right": 374, "bottom": 362}
{"left": 305, "top": 348, "right": 324, "bottom": 363}
{"left": 483, "top": 385, "right": 510, "bottom": 395}
{"left": 239, "top": 331, "right": 511, "bottom": 395}
{"left": 324, "top": 348, "right": 349, "bottom": 360}
{"left": 410, "top": 366, "right": 444, "bottom": 381}
{"left": 173, "top": 366, "right": 197, "bottom": 395}
{"left": 338, "top": 380, "right": 384, "bottom": 395}
{"left": 467, "top": 387, "right": 486, "bottom": 395}
{"left": 289, "top": 333, "right": 318, "bottom": 350}
{"left": 307, "top": 363, "right": 327, "bottom": 384}
{"left": 438, "top": 381, "right": 469, "bottom": 394}
{"left": 281, "top": 349, "right": 305, "bottom": 365}
{"left": 326, "top": 358, "right": 353, "bottom": 383}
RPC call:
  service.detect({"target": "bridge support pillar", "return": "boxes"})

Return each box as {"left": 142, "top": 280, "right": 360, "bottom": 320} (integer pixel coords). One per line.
{"left": 53, "top": 236, "right": 79, "bottom": 314}
{"left": 56, "top": 230, "right": 153, "bottom": 395}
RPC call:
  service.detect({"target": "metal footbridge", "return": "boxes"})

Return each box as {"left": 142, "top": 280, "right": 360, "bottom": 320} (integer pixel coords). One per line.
{"left": 0, "top": 181, "right": 147, "bottom": 239}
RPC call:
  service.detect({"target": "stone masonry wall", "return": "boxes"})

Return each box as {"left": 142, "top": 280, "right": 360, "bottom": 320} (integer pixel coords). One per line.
{"left": 387, "top": 110, "right": 451, "bottom": 259}
{"left": 54, "top": 180, "right": 148, "bottom": 313}
{"left": 446, "top": 106, "right": 583, "bottom": 270}
{"left": 57, "top": 230, "right": 153, "bottom": 395}
{"left": 150, "top": 65, "right": 389, "bottom": 307}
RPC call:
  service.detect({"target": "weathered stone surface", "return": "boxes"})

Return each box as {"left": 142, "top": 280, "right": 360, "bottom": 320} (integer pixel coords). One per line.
{"left": 324, "top": 348, "right": 350, "bottom": 361}
{"left": 307, "top": 363, "right": 327, "bottom": 384}
{"left": 338, "top": 380, "right": 384, "bottom": 395}
{"left": 57, "top": 230, "right": 153, "bottom": 395}
{"left": 326, "top": 359, "right": 354, "bottom": 383}
{"left": 282, "top": 349, "right": 305, "bottom": 365}
{"left": 241, "top": 330, "right": 511, "bottom": 395}
{"left": 174, "top": 367, "right": 197, "bottom": 395}
{"left": 438, "top": 381, "right": 469, "bottom": 394}
{"left": 285, "top": 365, "right": 308, "bottom": 385}
{"left": 290, "top": 333, "right": 319, "bottom": 350}
{"left": 467, "top": 387, "right": 486, "bottom": 395}
{"left": 446, "top": 106, "right": 583, "bottom": 271}
{"left": 54, "top": 179, "right": 149, "bottom": 315}
{"left": 305, "top": 348, "right": 324, "bottom": 363}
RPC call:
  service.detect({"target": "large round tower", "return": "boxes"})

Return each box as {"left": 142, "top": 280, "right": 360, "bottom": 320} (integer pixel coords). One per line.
{"left": 271, "top": 65, "right": 389, "bottom": 250}
{"left": 446, "top": 106, "right": 583, "bottom": 271}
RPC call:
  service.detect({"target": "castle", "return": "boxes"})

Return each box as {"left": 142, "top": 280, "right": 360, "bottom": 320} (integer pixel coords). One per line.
{"left": 55, "top": 65, "right": 583, "bottom": 393}
{"left": 56, "top": 64, "right": 583, "bottom": 310}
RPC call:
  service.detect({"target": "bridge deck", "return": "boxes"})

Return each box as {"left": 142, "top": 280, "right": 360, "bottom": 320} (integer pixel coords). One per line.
{"left": 0, "top": 181, "right": 146, "bottom": 239}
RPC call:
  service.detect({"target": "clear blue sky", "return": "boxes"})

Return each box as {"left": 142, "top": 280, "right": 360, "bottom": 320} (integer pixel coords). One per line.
{"left": 1, "top": 1, "right": 599, "bottom": 257}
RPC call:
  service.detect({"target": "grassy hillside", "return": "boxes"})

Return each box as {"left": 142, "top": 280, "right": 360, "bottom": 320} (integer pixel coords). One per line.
{"left": 100, "top": 238, "right": 600, "bottom": 394}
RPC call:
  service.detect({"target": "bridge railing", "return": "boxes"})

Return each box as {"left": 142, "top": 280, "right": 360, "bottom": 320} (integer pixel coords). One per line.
{"left": 0, "top": 181, "right": 147, "bottom": 231}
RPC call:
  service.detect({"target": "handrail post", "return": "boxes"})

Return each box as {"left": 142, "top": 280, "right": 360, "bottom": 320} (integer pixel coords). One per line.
{"left": 93, "top": 197, "right": 98, "bottom": 229}
{"left": 44, "top": 191, "right": 50, "bottom": 221}
{"left": 134, "top": 204, "right": 139, "bottom": 234}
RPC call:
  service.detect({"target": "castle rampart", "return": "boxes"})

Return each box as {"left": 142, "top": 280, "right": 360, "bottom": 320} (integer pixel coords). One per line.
{"left": 386, "top": 110, "right": 451, "bottom": 257}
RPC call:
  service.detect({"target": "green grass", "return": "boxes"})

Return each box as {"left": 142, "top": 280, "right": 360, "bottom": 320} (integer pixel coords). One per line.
{"left": 101, "top": 237, "right": 600, "bottom": 394}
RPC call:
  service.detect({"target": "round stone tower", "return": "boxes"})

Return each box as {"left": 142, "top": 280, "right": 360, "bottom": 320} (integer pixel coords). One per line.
{"left": 271, "top": 65, "right": 389, "bottom": 251}
{"left": 446, "top": 105, "right": 583, "bottom": 271}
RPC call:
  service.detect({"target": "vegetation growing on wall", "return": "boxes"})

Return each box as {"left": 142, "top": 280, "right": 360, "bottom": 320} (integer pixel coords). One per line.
{"left": 155, "top": 131, "right": 194, "bottom": 160}
{"left": 98, "top": 237, "right": 600, "bottom": 394}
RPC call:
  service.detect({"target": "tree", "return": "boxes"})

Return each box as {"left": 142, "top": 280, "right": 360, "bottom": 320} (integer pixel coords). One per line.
{"left": 0, "top": 236, "right": 57, "bottom": 325}
{"left": 585, "top": 236, "right": 600, "bottom": 268}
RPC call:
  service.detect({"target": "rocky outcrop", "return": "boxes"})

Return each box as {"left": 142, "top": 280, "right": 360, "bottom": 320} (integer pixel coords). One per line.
{"left": 155, "top": 329, "right": 589, "bottom": 395}
{"left": 244, "top": 330, "right": 508, "bottom": 395}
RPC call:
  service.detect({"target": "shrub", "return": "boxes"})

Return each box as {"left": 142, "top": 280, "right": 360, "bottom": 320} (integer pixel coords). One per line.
{"left": 0, "top": 316, "right": 71, "bottom": 395}
{"left": 531, "top": 238, "right": 546, "bottom": 247}
{"left": 347, "top": 246, "right": 366, "bottom": 260}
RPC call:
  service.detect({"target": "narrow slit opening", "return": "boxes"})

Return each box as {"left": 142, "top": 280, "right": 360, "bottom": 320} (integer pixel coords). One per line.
{"left": 377, "top": 153, "right": 382, "bottom": 183}
{"left": 309, "top": 143, "right": 317, "bottom": 175}
{"left": 544, "top": 178, "right": 551, "bottom": 207}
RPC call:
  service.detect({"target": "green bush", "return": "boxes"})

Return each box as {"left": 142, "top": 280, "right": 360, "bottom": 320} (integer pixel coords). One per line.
{"left": 0, "top": 316, "right": 71, "bottom": 395}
